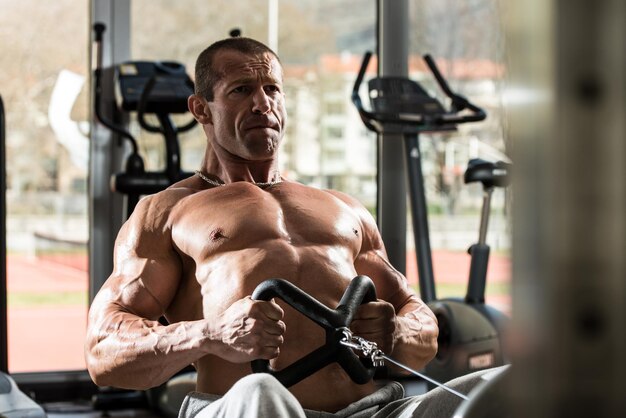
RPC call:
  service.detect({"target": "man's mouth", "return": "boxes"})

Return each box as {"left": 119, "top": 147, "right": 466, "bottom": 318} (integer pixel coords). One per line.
{"left": 243, "top": 118, "right": 279, "bottom": 131}
{"left": 245, "top": 124, "right": 278, "bottom": 132}
{"left": 248, "top": 125, "right": 274, "bottom": 130}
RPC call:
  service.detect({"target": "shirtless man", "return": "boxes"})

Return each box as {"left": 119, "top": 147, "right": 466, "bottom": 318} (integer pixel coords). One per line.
{"left": 85, "top": 37, "right": 441, "bottom": 416}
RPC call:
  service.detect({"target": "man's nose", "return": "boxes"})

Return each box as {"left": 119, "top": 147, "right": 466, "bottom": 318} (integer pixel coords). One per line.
{"left": 252, "top": 89, "right": 271, "bottom": 114}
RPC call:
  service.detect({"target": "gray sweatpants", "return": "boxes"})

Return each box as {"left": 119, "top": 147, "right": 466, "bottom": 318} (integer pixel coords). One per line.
{"left": 178, "top": 367, "right": 506, "bottom": 418}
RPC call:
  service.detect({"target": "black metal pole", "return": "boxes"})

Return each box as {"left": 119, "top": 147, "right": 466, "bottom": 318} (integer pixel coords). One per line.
{"left": 156, "top": 113, "right": 181, "bottom": 183}
{"left": 465, "top": 187, "right": 493, "bottom": 304}
{"left": 0, "top": 95, "right": 8, "bottom": 373}
{"left": 404, "top": 134, "right": 436, "bottom": 303}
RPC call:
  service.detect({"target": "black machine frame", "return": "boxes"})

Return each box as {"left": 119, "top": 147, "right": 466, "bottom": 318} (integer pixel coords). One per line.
{"left": 93, "top": 23, "right": 197, "bottom": 219}
{"left": 353, "top": 51, "right": 487, "bottom": 303}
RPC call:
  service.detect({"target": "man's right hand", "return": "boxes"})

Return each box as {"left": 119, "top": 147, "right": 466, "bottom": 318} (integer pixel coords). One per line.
{"left": 212, "top": 296, "right": 285, "bottom": 363}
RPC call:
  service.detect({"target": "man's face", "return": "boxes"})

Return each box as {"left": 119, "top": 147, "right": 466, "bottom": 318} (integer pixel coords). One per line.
{"left": 206, "top": 50, "right": 287, "bottom": 161}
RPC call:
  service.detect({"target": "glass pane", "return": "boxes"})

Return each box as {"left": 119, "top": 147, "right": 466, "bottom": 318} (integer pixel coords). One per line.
{"left": 1, "top": 0, "right": 89, "bottom": 372}
{"left": 408, "top": 0, "right": 511, "bottom": 312}
{"left": 278, "top": 0, "right": 377, "bottom": 210}
{"left": 130, "top": 0, "right": 377, "bottom": 212}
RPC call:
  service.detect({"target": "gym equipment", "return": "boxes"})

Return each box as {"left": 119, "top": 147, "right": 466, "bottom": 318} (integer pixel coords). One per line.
{"left": 250, "top": 277, "right": 514, "bottom": 414}
{"left": 352, "top": 51, "right": 510, "bottom": 384}
{"left": 251, "top": 276, "right": 378, "bottom": 387}
{"left": 251, "top": 276, "right": 472, "bottom": 401}
{"left": 426, "top": 158, "right": 511, "bottom": 383}
{"left": 93, "top": 23, "right": 196, "bottom": 218}
{"left": 452, "top": 365, "right": 511, "bottom": 418}
{"left": 0, "top": 372, "right": 46, "bottom": 418}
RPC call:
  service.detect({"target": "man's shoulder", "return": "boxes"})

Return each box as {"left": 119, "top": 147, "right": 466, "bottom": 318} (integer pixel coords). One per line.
{"left": 280, "top": 182, "right": 356, "bottom": 204}
{"left": 321, "top": 188, "right": 377, "bottom": 227}
{"left": 322, "top": 188, "right": 363, "bottom": 209}
{"left": 145, "top": 185, "right": 197, "bottom": 207}
{"left": 130, "top": 185, "right": 199, "bottom": 227}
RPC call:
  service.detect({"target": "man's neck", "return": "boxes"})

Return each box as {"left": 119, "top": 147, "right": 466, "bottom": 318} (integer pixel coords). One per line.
{"left": 201, "top": 141, "right": 281, "bottom": 185}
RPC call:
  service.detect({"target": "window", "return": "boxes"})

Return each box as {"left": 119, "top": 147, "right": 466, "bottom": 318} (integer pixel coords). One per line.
{"left": 326, "top": 101, "right": 345, "bottom": 115}
{"left": 2, "top": 0, "right": 89, "bottom": 372}
{"left": 327, "top": 126, "right": 345, "bottom": 139}
{"left": 408, "top": 0, "right": 511, "bottom": 310}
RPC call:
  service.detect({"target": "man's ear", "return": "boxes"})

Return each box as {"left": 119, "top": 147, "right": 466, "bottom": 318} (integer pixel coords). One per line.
{"left": 188, "top": 95, "right": 212, "bottom": 124}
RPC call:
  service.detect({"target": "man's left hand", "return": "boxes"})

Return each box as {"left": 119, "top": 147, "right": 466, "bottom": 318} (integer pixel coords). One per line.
{"left": 349, "top": 300, "right": 397, "bottom": 355}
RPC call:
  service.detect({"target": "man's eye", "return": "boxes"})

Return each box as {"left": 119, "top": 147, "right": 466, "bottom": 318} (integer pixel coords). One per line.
{"left": 232, "top": 86, "right": 250, "bottom": 94}
{"left": 265, "top": 85, "right": 280, "bottom": 93}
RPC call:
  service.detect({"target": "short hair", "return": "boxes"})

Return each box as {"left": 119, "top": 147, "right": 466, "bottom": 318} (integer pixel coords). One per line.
{"left": 194, "top": 37, "right": 281, "bottom": 101}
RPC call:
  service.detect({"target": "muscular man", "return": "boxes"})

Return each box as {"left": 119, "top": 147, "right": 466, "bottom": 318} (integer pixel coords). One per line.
{"left": 85, "top": 37, "right": 444, "bottom": 416}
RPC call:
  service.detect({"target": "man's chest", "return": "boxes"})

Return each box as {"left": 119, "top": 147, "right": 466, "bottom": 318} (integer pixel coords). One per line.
{"left": 171, "top": 183, "right": 364, "bottom": 259}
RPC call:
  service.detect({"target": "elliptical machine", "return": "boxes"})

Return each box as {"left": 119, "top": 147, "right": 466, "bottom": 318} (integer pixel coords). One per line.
{"left": 93, "top": 23, "right": 196, "bottom": 219}
{"left": 351, "top": 51, "right": 511, "bottom": 384}
{"left": 426, "top": 158, "right": 511, "bottom": 383}
{"left": 90, "top": 23, "right": 199, "bottom": 416}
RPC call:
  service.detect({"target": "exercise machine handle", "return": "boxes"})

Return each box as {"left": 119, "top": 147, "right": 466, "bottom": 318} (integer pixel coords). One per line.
{"left": 422, "top": 54, "right": 482, "bottom": 117}
{"left": 351, "top": 52, "right": 382, "bottom": 133}
{"left": 351, "top": 51, "right": 487, "bottom": 133}
{"left": 250, "top": 276, "right": 378, "bottom": 387}
{"left": 351, "top": 51, "right": 372, "bottom": 105}
{"left": 137, "top": 75, "right": 197, "bottom": 134}
{"left": 92, "top": 23, "right": 140, "bottom": 155}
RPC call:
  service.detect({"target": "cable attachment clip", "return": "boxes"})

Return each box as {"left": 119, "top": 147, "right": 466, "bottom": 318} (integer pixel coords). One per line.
{"left": 338, "top": 327, "right": 385, "bottom": 367}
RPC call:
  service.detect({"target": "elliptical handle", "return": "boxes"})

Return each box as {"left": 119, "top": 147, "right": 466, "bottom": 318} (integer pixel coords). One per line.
{"left": 137, "top": 76, "right": 164, "bottom": 134}
{"left": 250, "top": 276, "right": 378, "bottom": 387}
{"left": 423, "top": 54, "right": 487, "bottom": 122}
{"left": 352, "top": 51, "right": 372, "bottom": 99}
{"left": 423, "top": 54, "right": 455, "bottom": 100}
{"left": 351, "top": 52, "right": 382, "bottom": 132}
{"left": 352, "top": 52, "right": 486, "bottom": 132}
{"left": 91, "top": 22, "right": 139, "bottom": 153}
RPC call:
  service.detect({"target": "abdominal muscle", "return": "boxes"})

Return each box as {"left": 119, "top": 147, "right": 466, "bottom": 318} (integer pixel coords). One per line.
{"left": 190, "top": 249, "right": 378, "bottom": 412}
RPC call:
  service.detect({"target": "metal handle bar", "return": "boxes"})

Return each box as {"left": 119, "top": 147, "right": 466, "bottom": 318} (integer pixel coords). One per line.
{"left": 251, "top": 276, "right": 377, "bottom": 387}
{"left": 351, "top": 52, "right": 487, "bottom": 134}
{"left": 137, "top": 75, "right": 197, "bottom": 134}
{"left": 92, "top": 23, "right": 140, "bottom": 154}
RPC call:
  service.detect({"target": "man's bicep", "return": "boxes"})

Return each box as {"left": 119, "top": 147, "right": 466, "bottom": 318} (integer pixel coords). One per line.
{"left": 90, "top": 257, "right": 181, "bottom": 329}
{"left": 354, "top": 248, "right": 414, "bottom": 306}
{"left": 99, "top": 198, "right": 183, "bottom": 320}
{"left": 108, "top": 253, "right": 182, "bottom": 320}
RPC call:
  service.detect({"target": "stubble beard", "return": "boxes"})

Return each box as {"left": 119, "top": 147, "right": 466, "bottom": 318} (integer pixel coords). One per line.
{"left": 239, "top": 134, "right": 280, "bottom": 161}
{"left": 266, "top": 137, "right": 279, "bottom": 154}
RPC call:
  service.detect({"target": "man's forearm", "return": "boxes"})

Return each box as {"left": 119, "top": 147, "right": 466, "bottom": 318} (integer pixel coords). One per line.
{"left": 390, "top": 304, "right": 439, "bottom": 372}
{"left": 86, "top": 313, "right": 210, "bottom": 390}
